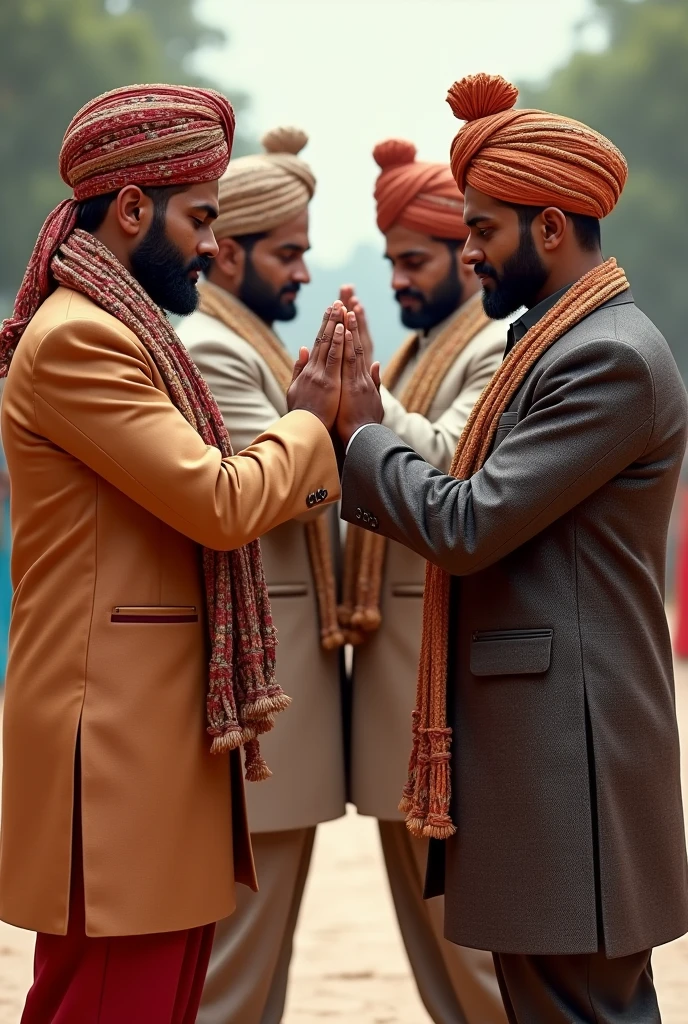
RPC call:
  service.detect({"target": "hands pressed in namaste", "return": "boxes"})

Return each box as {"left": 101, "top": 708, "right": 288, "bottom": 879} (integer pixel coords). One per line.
{"left": 286, "top": 300, "right": 383, "bottom": 446}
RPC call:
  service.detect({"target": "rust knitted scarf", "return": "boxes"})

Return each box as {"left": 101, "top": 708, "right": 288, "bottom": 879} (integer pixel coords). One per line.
{"left": 196, "top": 282, "right": 344, "bottom": 650}
{"left": 403, "top": 258, "right": 630, "bottom": 839}
{"left": 339, "top": 293, "right": 489, "bottom": 643}
{"left": 51, "top": 230, "right": 291, "bottom": 781}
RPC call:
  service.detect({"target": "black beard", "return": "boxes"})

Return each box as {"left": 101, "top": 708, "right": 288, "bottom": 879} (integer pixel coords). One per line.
{"left": 130, "top": 210, "right": 211, "bottom": 316}
{"left": 395, "top": 261, "right": 462, "bottom": 331}
{"left": 477, "top": 228, "right": 548, "bottom": 320}
{"left": 239, "top": 255, "right": 301, "bottom": 325}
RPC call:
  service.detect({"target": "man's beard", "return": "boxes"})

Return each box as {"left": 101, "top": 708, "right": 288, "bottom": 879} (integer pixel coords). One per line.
{"left": 239, "top": 255, "right": 301, "bottom": 325}
{"left": 130, "top": 211, "right": 211, "bottom": 316}
{"left": 476, "top": 228, "right": 549, "bottom": 320}
{"left": 395, "top": 263, "right": 462, "bottom": 331}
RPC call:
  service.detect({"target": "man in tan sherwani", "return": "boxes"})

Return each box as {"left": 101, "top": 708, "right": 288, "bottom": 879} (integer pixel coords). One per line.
{"left": 339, "top": 139, "right": 509, "bottom": 1024}
{"left": 177, "top": 128, "right": 346, "bottom": 1024}
{"left": 0, "top": 86, "right": 348, "bottom": 1024}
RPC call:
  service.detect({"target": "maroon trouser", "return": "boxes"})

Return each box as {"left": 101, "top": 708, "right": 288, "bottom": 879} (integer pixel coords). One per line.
{"left": 21, "top": 774, "right": 215, "bottom": 1024}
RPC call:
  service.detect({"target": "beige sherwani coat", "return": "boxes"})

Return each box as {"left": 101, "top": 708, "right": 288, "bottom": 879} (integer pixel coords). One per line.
{"left": 351, "top": 311, "right": 507, "bottom": 818}
{"left": 177, "top": 310, "right": 346, "bottom": 833}
{"left": 0, "top": 287, "right": 340, "bottom": 937}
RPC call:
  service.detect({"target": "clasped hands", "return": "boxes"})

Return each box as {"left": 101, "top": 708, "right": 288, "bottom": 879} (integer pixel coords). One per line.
{"left": 286, "top": 300, "right": 384, "bottom": 449}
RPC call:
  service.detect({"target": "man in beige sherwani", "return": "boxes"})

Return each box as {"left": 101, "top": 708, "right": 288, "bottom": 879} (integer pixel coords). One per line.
{"left": 177, "top": 127, "right": 345, "bottom": 1024}
{"left": 339, "top": 139, "right": 509, "bottom": 1024}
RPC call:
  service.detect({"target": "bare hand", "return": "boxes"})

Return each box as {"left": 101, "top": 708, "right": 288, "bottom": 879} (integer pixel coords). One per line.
{"left": 340, "top": 284, "right": 373, "bottom": 369}
{"left": 336, "top": 310, "right": 383, "bottom": 447}
{"left": 287, "top": 303, "right": 347, "bottom": 430}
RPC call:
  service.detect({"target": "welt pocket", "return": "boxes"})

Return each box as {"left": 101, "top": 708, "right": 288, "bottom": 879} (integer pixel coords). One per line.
{"left": 497, "top": 412, "right": 519, "bottom": 428}
{"left": 392, "top": 584, "right": 425, "bottom": 598}
{"left": 470, "top": 628, "right": 553, "bottom": 677}
{"left": 111, "top": 606, "right": 198, "bottom": 624}
{"left": 267, "top": 583, "right": 309, "bottom": 598}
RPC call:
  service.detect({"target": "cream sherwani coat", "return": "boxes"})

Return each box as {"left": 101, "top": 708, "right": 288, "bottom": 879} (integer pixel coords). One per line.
{"left": 0, "top": 288, "right": 340, "bottom": 937}
{"left": 177, "top": 310, "right": 346, "bottom": 833}
{"left": 351, "top": 310, "right": 507, "bottom": 818}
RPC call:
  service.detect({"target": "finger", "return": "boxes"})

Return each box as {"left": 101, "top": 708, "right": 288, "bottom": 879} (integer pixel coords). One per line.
{"left": 370, "top": 361, "right": 382, "bottom": 391}
{"left": 342, "top": 326, "right": 357, "bottom": 381}
{"left": 290, "top": 347, "right": 310, "bottom": 385}
{"left": 340, "top": 284, "right": 355, "bottom": 307}
{"left": 325, "top": 322, "right": 346, "bottom": 378}
{"left": 312, "top": 306, "right": 332, "bottom": 351}
{"left": 316, "top": 303, "right": 344, "bottom": 369}
{"left": 347, "top": 311, "right": 366, "bottom": 375}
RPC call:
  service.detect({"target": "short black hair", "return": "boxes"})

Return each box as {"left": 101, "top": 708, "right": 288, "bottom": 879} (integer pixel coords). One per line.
{"left": 75, "top": 184, "right": 190, "bottom": 233}
{"left": 231, "top": 231, "right": 269, "bottom": 254}
{"left": 503, "top": 201, "right": 601, "bottom": 253}
{"left": 431, "top": 236, "right": 466, "bottom": 256}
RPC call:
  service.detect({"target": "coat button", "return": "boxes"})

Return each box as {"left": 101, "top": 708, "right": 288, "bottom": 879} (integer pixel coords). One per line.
{"left": 371, "top": 516, "right": 379, "bottom": 529}
{"left": 355, "top": 507, "right": 362, "bottom": 520}
{"left": 363, "top": 512, "right": 370, "bottom": 524}
{"left": 319, "top": 488, "right": 328, "bottom": 501}
{"left": 307, "top": 493, "right": 315, "bottom": 507}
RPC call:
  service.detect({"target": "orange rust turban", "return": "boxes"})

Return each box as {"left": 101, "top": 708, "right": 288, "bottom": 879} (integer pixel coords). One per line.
{"left": 446, "top": 74, "right": 627, "bottom": 219}
{"left": 1, "top": 84, "right": 235, "bottom": 365}
{"left": 373, "top": 139, "right": 468, "bottom": 240}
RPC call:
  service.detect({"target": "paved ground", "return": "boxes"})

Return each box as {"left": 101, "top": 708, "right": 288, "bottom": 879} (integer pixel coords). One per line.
{"left": 0, "top": 661, "right": 687, "bottom": 1022}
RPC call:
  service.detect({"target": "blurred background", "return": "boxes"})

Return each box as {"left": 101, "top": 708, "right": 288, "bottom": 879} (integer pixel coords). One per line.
{"left": 0, "top": 4, "right": 688, "bottom": 1019}
{"left": 0, "top": 0, "right": 686, "bottom": 653}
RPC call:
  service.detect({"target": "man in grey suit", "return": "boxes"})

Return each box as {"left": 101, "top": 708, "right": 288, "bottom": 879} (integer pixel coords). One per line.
{"left": 331, "top": 73, "right": 688, "bottom": 1022}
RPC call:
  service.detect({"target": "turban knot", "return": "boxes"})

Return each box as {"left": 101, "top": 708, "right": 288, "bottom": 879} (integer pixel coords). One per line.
{"left": 0, "top": 83, "right": 235, "bottom": 368}
{"left": 373, "top": 138, "right": 468, "bottom": 239}
{"left": 446, "top": 73, "right": 627, "bottom": 219}
{"left": 214, "top": 126, "right": 316, "bottom": 239}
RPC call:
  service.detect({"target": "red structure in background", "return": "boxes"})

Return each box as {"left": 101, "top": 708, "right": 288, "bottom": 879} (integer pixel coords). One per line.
{"left": 675, "top": 488, "right": 688, "bottom": 657}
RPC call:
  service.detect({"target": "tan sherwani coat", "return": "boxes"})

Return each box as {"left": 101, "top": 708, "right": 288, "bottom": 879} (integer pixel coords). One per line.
{"left": 0, "top": 287, "right": 340, "bottom": 938}
{"left": 177, "top": 310, "right": 346, "bottom": 833}
{"left": 351, "top": 311, "right": 507, "bottom": 818}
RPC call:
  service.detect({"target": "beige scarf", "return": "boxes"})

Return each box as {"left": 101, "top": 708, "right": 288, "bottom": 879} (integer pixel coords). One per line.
{"left": 402, "top": 258, "right": 630, "bottom": 839}
{"left": 197, "top": 282, "right": 344, "bottom": 651}
{"left": 338, "top": 293, "right": 490, "bottom": 643}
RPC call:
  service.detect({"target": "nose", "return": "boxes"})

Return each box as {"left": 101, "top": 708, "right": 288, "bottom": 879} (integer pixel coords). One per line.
{"left": 294, "top": 258, "right": 310, "bottom": 285}
{"left": 391, "top": 267, "right": 411, "bottom": 291}
{"left": 461, "top": 232, "right": 483, "bottom": 267}
{"left": 202, "top": 228, "right": 220, "bottom": 260}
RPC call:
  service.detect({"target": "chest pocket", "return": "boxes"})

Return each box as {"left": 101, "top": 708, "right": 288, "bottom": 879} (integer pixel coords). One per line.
{"left": 493, "top": 411, "right": 519, "bottom": 451}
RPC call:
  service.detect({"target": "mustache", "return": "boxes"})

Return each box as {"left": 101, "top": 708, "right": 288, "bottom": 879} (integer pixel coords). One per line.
{"left": 279, "top": 281, "right": 301, "bottom": 299}
{"left": 474, "top": 261, "right": 499, "bottom": 282}
{"left": 394, "top": 287, "right": 426, "bottom": 303}
{"left": 186, "top": 254, "right": 213, "bottom": 275}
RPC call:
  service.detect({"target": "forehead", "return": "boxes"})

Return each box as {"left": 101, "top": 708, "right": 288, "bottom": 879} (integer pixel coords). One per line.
{"left": 462, "top": 185, "right": 509, "bottom": 223}
{"left": 264, "top": 207, "right": 310, "bottom": 249}
{"left": 384, "top": 222, "right": 443, "bottom": 257}
{"left": 178, "top": 180, "right": 220, "bottom": 209}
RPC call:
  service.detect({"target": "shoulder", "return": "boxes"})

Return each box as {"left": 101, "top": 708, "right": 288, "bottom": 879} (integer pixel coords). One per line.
{"left": 20, "top": 287, "right": 149, "bottom": 374}
{"left": 177, "top": 310, "right": 268, "bottom": 375}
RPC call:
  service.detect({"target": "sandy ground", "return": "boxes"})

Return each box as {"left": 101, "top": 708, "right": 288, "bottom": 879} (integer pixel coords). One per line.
{"left": 0, "top": 663, "right": 687, "bottom": 1022}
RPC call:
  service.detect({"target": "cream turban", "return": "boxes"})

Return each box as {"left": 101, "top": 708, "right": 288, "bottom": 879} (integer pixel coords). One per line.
{"left": 447, "top": 74, "right": 627, "bottom": 219}
{"left": 214, "top": 126, "right": 315, "bottom": 239}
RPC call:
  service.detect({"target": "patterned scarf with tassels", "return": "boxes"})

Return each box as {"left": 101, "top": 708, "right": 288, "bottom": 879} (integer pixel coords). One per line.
{"left": 338, "top": 292, "right": 490, "bottom": 644}
{"left": 402, "top": 258, "right": 630, "bottom": 839}
{"left": 197, "top": 281, "right": 345, "bottom": 651}
{"left": 51, "top": 230, "right": 292, "bottom": 781}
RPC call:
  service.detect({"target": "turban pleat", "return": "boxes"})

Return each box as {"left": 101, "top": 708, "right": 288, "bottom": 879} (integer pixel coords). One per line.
{"left": 213, "top": 127, "right": 315, "bottom": 239}
{"left": 373, "top": 139, "right": 468, "bottom": 240}
{"left": 446, "top": 74, "right": 627, "bottom": 218}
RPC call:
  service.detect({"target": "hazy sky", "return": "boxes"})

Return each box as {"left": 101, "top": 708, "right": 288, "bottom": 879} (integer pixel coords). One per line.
{"left": 194, "top": 0, "right": 598, "bottom": 266}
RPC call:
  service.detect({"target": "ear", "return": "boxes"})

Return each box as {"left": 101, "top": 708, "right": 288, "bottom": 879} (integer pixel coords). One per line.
{"left": 538, "top": 207, "right": 568, "bottom": 253}
{"left": 214, "top": 237, "right": 247, "bottom": 285}
{"left": 113, "top": 185, "right": 152, "bottom": 239}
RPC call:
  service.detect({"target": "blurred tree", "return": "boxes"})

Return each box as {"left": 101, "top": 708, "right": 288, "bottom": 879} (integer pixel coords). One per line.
{"left": 518, "top": 0, "right": 688, "bottom": 377}
{"left": 0, "top": 0, "right": 252, "bottom": 303}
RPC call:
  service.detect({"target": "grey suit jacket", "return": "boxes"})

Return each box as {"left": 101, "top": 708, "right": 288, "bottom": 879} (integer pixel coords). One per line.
{"left": 341, "top": 290, "right": 688, "bottom": 957}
